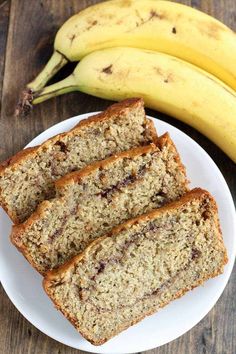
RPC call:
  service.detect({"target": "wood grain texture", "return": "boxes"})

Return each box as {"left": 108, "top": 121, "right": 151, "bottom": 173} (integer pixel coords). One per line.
{"left": 0, "top": 0, "right": 235, "bottom": 353}
{"left": 0, "top": 0, "right": 10, "bottom": 97}
{"left": 0, "top": 0, "right": 10, "bottom": 158}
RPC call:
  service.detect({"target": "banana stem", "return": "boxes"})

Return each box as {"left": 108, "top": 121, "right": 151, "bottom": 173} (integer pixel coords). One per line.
{"left": 32, "top": 74, "right": 78, "bottom": 104}
{"left": 27, "top": 51, "right": 68, "bottom": 91}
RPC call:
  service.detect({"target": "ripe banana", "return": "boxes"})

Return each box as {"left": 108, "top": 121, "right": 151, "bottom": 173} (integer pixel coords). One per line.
{"left": 27, "top": 0, "right": 236, "bottom": 92}
{"left": 32, "top": 47, "right": 236, "bottom": 162}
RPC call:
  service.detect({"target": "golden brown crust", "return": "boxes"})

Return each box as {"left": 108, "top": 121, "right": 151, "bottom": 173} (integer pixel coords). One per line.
{"left": 11, "top": 200, "right": 53, "bottom": 275}
{"left": 210, "top": 196, "right": 228, "bottom": 266}
{"left": 0, "top": 147, "right": 38, "bottom": 222}
{"left": 146, "top": 118, "right": 159, "bottom": 145}
{"left": 159, "top": 132, "right": 189, "bottom": 184}
{"left": 11, "top": 232, "right": 46, "bottom": 275}
{"left": 0, "top": 200, "right": 17, "bottom": 224}
{"left": 73, "top": 98, "right": 144, "bottom": 129}
{"left": 0, "top": 147, "right": 37, "bottom": 172}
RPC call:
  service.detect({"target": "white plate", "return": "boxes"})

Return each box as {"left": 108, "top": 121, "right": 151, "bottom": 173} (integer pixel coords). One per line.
{"left": 0, "top": 113, "right": 235, "bottom": 354}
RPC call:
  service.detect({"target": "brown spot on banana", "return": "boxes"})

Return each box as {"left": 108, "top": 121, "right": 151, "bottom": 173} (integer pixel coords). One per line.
{"left": 101, "top": 13, "right": 115, "bottom": 20}
{"left": 164, "top": 74, "right": 174, "bottom": 83}
{"left": 154, "top": 67, "right": 161, "bottom": 75}
{"left": 153, "top": 67, "right": 174, "bottom": 83}
{"left": 119, "top": 0, "right": 132, "bottom": 7}
{"left": 192, "top": 101, "right": 200, "bottom": 107}
{"left": 86, "top": 20, "right": 98, "bottom": 31}
{"left": 149, "top": 10, "right": 165, "bottom": 20}
{"left": 102, "top": 65, "right": 113, "bottom": 74}
{"left": 129, "top": 9, "right": 166, "bottom": 32}
{"left": 68, "top": 33, "right": 76, "bottom": 44}
{"left": 197, "top": 20, "right": 225, "bottom": 40}
{"left": 172, "top": 27, "right": 177, "bottom": 34}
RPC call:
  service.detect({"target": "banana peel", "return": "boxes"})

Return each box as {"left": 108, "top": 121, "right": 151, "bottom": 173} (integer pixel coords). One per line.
{"left": 30, "top": 47, "right": 236, "bottom": 162}
{"left": 24, "top": 0, "right": 236, "bottom": 93}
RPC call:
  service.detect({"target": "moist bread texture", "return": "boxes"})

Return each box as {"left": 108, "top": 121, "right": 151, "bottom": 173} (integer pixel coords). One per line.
{"left": 43, "top": 189, "right": 228, "bottom": 345}
{"left": 0, "top": 98, "right": 157, "bottom": 223}
{"left": 11, "top": 133, "right": 188, "bottom": 274}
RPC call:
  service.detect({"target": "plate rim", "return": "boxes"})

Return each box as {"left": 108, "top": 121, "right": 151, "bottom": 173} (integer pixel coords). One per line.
{"left": 0, "top": 112, "right": 235, "bottom": 353}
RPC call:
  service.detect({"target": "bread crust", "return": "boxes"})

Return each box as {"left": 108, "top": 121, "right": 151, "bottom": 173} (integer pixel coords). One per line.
{"left": 74, "top": 98, "right": 143, "bottom": 128}
{"left": 43, "top": 188, "right": 228, "bottom": 345}
{"left": 0, "top": 147, "right": 38, "bottom": 222}
{"left": 0, "top": 147, "right": 36, "bottom": 172}
{"left": 145, "top": 118, "right": 159, "bottom": 145}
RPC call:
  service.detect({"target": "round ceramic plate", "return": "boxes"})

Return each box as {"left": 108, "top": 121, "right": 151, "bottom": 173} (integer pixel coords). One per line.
{"left": 0, "top": 113, "right": 235, "bottom": 354}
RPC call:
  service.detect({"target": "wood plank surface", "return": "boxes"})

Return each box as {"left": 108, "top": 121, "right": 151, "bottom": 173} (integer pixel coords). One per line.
{"left": 0, "top": 1, "right": 235, "bottom": 353}
{"left": 0, "top": 0, "right": 10, "bottom": 158}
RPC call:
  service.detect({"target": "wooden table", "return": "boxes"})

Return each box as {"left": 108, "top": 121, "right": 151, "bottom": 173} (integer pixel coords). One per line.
{"left": 0, "top": 0, "right": 235, "bottom": 353}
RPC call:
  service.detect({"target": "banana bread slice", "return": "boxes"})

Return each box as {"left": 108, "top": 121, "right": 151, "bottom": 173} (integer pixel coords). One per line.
{"left": 0, "top": 98, "right": 157, "bottom": 223}
{"left": 43, "top": 189, "right": 228, "bottom": 346}
{"left": 11, "top": 133, "right": 188, "bottom": 274}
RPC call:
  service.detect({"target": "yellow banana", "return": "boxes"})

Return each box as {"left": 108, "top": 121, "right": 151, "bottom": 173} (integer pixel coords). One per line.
{"left": 32, "top": 47, "right": 236, "bottom": 162}
{"left": 27, "top": 0, "right": 236, "bottom": 92}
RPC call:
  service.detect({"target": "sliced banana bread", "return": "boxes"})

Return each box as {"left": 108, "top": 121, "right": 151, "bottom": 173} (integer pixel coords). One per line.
{"left": 11, "top": 133, "right": 188, "bottom": 274}
{"left": 43, "top": 189, "right": 228, "bottom": 345}
{"left": 0, "top": 98, "right": 157, "bottom": 223}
